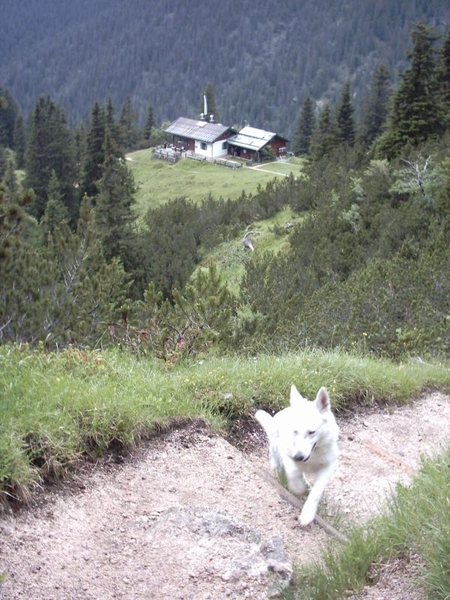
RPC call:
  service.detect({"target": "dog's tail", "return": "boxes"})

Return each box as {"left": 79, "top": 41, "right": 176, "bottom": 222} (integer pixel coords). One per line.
{"left": 254, "top": 409, "right": 274, "bottom": 437}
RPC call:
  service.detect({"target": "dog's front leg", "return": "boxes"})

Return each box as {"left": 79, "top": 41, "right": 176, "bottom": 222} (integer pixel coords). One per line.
{"left": 284, "top": 460, "right": 309, "bottom": 496}
{"left": 299, "top": 465, "right": 334, "bottom": 527}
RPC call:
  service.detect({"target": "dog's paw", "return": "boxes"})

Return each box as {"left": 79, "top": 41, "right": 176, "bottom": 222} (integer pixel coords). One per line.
{"left": 298, "top": 504, "right": 316, "bottom": 527}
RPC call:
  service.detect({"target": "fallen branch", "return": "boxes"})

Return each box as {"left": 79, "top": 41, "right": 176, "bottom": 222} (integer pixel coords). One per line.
{"left": 362, "top": 440, "right": 415, "bottom": 476}
{"left": 256, "top": 468, "right": 348, "bottom": 543}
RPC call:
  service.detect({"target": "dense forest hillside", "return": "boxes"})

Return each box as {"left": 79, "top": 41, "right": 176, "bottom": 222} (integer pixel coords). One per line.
{"left": 1, "top": 0, "right": 449, "bottom": 134}
{"left": 1, "top": 14, "right": 450, "bottom": 361}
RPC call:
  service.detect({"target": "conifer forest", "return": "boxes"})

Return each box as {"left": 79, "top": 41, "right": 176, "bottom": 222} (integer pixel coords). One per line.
{"left": 1, "top": 2, "right": 450, "bottom": 360}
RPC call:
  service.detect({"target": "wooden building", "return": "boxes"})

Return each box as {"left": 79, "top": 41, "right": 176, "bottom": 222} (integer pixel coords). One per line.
{"left": 165, "top": 117, "right": 236, "bottom": 159}
{"left": 227, "top": 126, "right": 289, "bottom": 160}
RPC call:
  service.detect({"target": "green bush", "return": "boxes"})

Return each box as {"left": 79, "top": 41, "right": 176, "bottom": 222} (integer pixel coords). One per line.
{"left": 297, "top": 246, "right": 450, "bottom": 358}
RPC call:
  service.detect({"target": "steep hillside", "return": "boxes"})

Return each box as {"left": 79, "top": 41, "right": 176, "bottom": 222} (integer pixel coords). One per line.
{"left": 1, "top": 0, "right": 449, "bottom": 135}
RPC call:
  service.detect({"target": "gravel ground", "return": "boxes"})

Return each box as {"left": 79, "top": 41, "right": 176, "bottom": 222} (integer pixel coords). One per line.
{"left": 1, "top": 392, "right": 450, "bottom": 600}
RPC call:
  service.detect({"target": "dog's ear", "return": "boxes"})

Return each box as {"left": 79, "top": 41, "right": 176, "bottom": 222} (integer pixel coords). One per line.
{"left": 315, "top": 387, "right": 331, "bottom": 413}
{"left": 290, "top": 384, "right": 306, "bottom": 407}
{"left": 255, "top": 410, "right": 273, "bottom": 436}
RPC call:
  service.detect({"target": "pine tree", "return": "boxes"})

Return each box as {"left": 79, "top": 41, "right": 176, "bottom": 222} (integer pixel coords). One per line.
{"left": 93, "top": 132, "right": 136, "bottom": 265}
{"left": 171, "top": 262, "right": 235, "bottom": 355}
{"left": 336, "top": 80, "right": 355, "bottom": 146}
{"left": 0, "top": 184, "right": 52, "bottom": 344}
{"left": 0, "top": 184, "right": 33, "bottom": 260}
{"left": 47, "top": 198, "right": 125, "bottom": 345}
{"left": 105, "top": 97, "right": 122, "bottom": 156}
{"left": 360, "top": 64, "right": 391, "bottom": 146}
{"left": 81, "top": 101, "right": 106, "bottom": 197}
{"left": 1, "top": 185, "right": 129, "bottom": 347}
{"left": 437, "top": 28, "right": 450, "bottom": 127}
{"left": 74, "top": 124, "right": 87, "bottom": 175}
{"left": 310, "top": 102, "right": 337, "bottom": 160}
{"left": 376, "top": 23, "right": 444, "bottom": 158}
{"left": 136, "top": 263, "right": 235, "bottom": 360}
{"left": 292, "top": 96, "right": 315, "bottom": 155}
{"left": 24, "top": 95, "right": 77, "bottom": 223}
{"left": 40, "top": 171, "right": 71, "bottom": 240}
{"left": 0, "top": 87, "right": 20, "bottom": 148}
{"left": 139, "top": 198, "right": 201, "bottom": 301}
{"left": 119, "top": 96, "right": 139, "bottom": 151}
{"left": 13, "top": 114, "right": 26, "bottom": 168}
{"left": 43, "top": 194, "right": 129, "bottom": 346}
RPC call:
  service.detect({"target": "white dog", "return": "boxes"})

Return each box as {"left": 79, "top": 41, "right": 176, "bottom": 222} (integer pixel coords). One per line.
{"left": 255, "top": 385, "right": 339, "bottom": 526}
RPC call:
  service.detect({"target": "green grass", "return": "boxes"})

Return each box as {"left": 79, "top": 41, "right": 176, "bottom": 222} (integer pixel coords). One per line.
{"left": 1, "top": 344, "right": 449, "bottom": 506}
{"left": 250, "top": 156, "right": 307, "bottom": 176}
{"left": 286, "top": 447, "right": 450, "bottom": 600}
{"left": 196, "top": 207, "right": 300, "bottom": 293}
{"left": 127, "top": 149, "right": 300, "bottom": 217}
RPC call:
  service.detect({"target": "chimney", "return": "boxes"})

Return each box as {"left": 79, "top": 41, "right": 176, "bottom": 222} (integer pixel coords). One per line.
{"left": 209, "top": 114, "right": 214, "bottom": 123}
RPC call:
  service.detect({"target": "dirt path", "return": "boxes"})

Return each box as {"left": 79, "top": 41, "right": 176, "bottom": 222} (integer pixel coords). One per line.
{"left": 1, "top": 392, "right": 450, "bottom": 600}
{"left": 247, "top": 164, "right": 290, "bottom": 177}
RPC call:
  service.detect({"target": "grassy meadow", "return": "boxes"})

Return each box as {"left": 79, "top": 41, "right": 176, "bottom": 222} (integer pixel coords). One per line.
{"left": 127, "top": 148, "right": 304, "bottom": 216}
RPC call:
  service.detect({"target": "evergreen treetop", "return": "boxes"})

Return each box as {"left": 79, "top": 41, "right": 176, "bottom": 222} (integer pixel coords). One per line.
{"left": 376, "top": 23, "right": 444, "bottom": 157}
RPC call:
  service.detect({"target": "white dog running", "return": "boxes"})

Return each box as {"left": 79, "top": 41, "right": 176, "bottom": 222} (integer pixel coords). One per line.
{"left": 255, "top": 385, "right": 339, "bottom": 526}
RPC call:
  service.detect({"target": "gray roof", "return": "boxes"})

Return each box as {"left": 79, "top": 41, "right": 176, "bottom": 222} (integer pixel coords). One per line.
{"left": 228, "top": 126, "right": 288, "bottom": 151}
{"left": 165, "top": 117, "right": 233, "bottom": 143}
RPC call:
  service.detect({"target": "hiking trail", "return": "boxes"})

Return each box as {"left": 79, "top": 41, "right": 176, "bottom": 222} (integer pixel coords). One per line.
{"left": 1, "top": 392, "right": 450, "bottom": 600}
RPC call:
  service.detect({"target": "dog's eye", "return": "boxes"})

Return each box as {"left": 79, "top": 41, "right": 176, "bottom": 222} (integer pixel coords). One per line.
{"left": 307, "top": 430, "right": 316, "bottom": 436}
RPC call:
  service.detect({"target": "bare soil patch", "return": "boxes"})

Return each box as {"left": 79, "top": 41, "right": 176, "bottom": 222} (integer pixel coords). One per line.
{"left": 1, "top": 393, "right": 450, "bottom": 600}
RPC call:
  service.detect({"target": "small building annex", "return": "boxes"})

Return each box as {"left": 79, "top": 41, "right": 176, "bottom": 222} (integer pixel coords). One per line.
{"left": 165, "top": 117, "right": 237, "bottom": 159}
{"left": 227, "top": 126, "right": 289, "bottom": 161}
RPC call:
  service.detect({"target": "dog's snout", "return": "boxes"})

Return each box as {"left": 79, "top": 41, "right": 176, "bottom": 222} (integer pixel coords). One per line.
{"left": 293, "top": 441, "right": 317, "bottom": 462}
{"left": 294, "top": 451, "right": 308, "bottom": 462}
